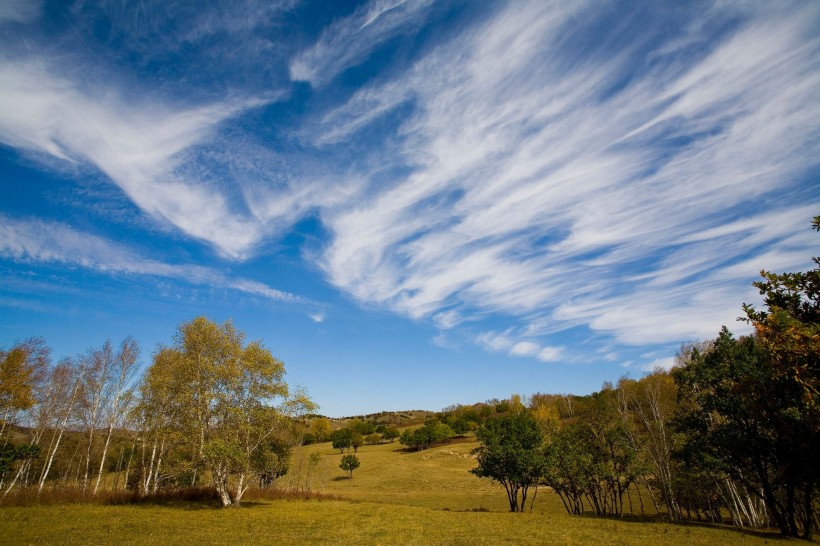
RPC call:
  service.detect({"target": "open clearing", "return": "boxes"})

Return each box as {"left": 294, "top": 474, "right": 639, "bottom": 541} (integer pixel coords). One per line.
{"left": 0, "top": 500, "right": 785, "bottom": 545}
{"left": 0, "top": 439, "right": 789, "bottom": 545}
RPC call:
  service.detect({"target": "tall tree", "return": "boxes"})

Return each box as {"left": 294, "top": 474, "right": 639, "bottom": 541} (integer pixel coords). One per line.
{"left": 470, "top": 412, "right": 545, "bottom": 512}
{"left": 621, "top": 370, "right": 680, "bottom": 519}
{"left": 138, "top": 316, "right": 315, "bottom": 506}
{"left": 674, "top": 328, "right": 819, "bottom": 539}
{"left": 742, "top": 216, "right": 819, "bottom": 406}
{"left": 737, "top": 216, "right": 820, "bottom": 539}
{"left": 93, "top": 337, "right": 139, "bottom": 495}
{"left": 78, "top": 341, "right": 117, "bottom": 493}
{"left": 37, "top": 358, "right": 84, "bottom": 495}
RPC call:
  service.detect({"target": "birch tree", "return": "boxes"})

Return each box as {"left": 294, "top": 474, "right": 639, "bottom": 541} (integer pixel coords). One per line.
{"left": 624, "top": 370, "right": 680, "bottom": 519}
{"left": 37, "top": 358, "right": 84, "bottom": 495}
{"left": 93, "top": 337, "right": 139, "bottom": 494}
{"left": 78, "top": 341, "right": 116, "bottom": 493}
{"left": 140, "top": 316, "right": 315, "bottom": 506}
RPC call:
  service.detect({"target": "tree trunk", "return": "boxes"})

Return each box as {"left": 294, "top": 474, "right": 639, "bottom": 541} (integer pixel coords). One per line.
{"left": 142, "top": 438, "right": 158, "bottom": 495}
{"left": 234, "top": 472, "right": 249, "bottom": 505}
{"left": 82, "top": 428, "right": 95, "bottom": 493}
{"left": 1, "top": 459, "right": 30, "bottom": 502}
{"left": 151, "top": 437, "right": 166, "bottom": 494}
{"left": 802, "top": 481, "right": 814, "bottom": 540}
{"left": 212, "top": 463, "right": 233, "bottom": 507}
{"left": 37, "top": 428, "right": 65, "bottom": 495}
{"left": 94, "top": 423, "right": 116, "bottom": 494}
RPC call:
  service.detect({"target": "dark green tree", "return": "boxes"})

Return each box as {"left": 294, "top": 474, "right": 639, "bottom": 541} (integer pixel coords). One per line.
{"left": 742, "top": 216, "right": 819, "bottom": 408}
{"left": 381, "top": 426, "right": 400, "bottom": 443}
{"left": 339, "top": 454, "right": 360, "bottom": 478}
{"left": 673, "top": 328, "right": 819, "bottom": 539}
{"left": 399, "top": 420, "right": 454, "bottom": 451}
{"left": 331, "top": 428, "right": 352, "bottom": 454}
{"left": 470, "top": 412, "right": 545, "bottom": 512}
{"left": 542, "top": 422, "right": 591, "bottom": 515}
{"left": 351, "top": 431, "right": 364, "bottom": 453}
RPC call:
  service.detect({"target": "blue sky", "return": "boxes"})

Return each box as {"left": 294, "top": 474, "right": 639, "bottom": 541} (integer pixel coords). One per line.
{"left": 1, "top": 0, "right": 818, "bottom": 417}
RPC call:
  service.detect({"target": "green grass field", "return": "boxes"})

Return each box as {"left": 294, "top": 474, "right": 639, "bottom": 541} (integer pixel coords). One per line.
{"left": 0, "top": 439, "right": 793, "bottom": 545}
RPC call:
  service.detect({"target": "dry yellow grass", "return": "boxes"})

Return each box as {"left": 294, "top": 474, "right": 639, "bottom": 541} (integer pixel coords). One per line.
{"left": 0, "top": 439, "right": 793, "bottom": 545}
{"left": 0, "top": 499, "right": 785, "bottom": 545}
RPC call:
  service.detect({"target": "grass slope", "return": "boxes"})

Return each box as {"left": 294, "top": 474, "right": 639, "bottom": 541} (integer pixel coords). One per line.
{"left": 0, "top": 500, "right": 784, "bottom": 545}
{"left": 0, "top": 439, "right": 792, "bottom": 544}
{"left": 299, "top": 438, "right": 517, "bottom": 511}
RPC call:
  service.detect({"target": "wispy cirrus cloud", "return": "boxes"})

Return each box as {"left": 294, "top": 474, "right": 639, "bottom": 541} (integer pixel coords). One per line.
{"left": 312, "top": 0, "right": 820, "bottom": 353}
{"left": 0, "top": 0, "right": 40, "bottom": 24}
{"left": 0, "top": 214, "right": 308, "bottom": 304}
{"left": 289, "top": 0, "right": 435, "bottom": 87}
{"left": 1, "top": 0, "right": 818, "bottom": 372}
{"left": 0, "top": 58, "right": 274, "bottom": 259}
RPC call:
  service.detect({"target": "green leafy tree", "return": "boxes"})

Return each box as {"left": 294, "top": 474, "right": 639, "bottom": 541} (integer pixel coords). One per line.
{"left": 138, "top": 316, "right": 315, "bottom": 506}
{"left": 542, "top": 387, "right": 641, "bottom": 517}
{"left": 253, "top": 435, "right": 291, "bottom": 488}
{"left": 331, "top": 428, "right": 352, "bottom": 453}
{"left": 674, "top": 328, "right": 819, "bottom": 539}
{"left": 742, "top": 216, "right": 819, "bottom": 406}
{"left": 399, "top": 420, "right": 454, "bottom": 451}
{"left": 350, "top": 431, "right": 364, "bottom": 453}
{"left": 339, "top": 454, "right": 360, "bottom": 478}
{"left": 470, "top": 412, "right": 545, "bottom": 512}
{"left": 381, "top": 426, "right": 400, "bottom": 443}
{"left": 542, "top": 422, "right": 591, "bottom": 515}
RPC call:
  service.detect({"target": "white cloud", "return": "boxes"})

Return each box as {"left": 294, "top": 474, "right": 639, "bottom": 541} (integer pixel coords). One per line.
{"left": 2, "top": 1, "right": 819, "bottom": 366}
{"left": 0, "top": 58, "right": 271, "bottom": 259}
{"left": 315, "top": 1, "right": 820, "bottom": 351}
{"left": 309, "top": 311, "right": 325, "bottom": 323}
{"left": 289, "top": 0, "right": 434, "bottom": 87}
{"left": 477, "top": 330, "right": 565, "bottom": 364}
{"left": 537, "top": 347, "right": 564, "bottom": 363}
{"left": 0, "top": 215, "right": 306, "bottom": 304}
{"left": 433, "top": 310, "right": 462, "bottom": 329}
{"left": 476, "top": 330, "right": 514, "bottom": 353}
{"left": 510, "top": 341, "right": 540, "bottom": 357}
{"left": 640, "top": 357, "right": 677, "bottom": 373}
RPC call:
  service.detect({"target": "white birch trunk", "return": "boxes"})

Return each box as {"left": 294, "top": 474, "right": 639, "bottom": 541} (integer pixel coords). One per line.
{"left": 142, "top": 438, "right": 157, "bottom": 495}
{"left": 37, "top": 367, "right": 83, "bottom": 495}
{"left": 151, "top": 437, "right": 165, "bottom": 494}
{"left": 93, "top": 423, "right": 115, "bottom": 495}
{"left": 95, "top": 339, "right": 139, "bottom": 495}
{"left": 234, "top": 472, "right": 248, "bottom": 505}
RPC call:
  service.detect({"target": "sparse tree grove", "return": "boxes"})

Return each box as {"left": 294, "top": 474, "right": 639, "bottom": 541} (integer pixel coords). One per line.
{"left": 0, "top": 317, "right": 314, "bottom": 508}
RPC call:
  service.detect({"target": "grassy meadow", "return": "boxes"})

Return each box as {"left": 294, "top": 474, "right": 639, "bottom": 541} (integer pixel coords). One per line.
{"left": 0, "top": 437, "right": 791, "bottom": 545}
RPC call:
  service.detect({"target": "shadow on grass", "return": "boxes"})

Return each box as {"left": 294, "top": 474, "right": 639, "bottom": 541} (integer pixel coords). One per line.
{"left": 571, "top": 511, "right": 787, "bottom": 541}
{"left": 1, "top": 486, "right": 346, "bottom": 510}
